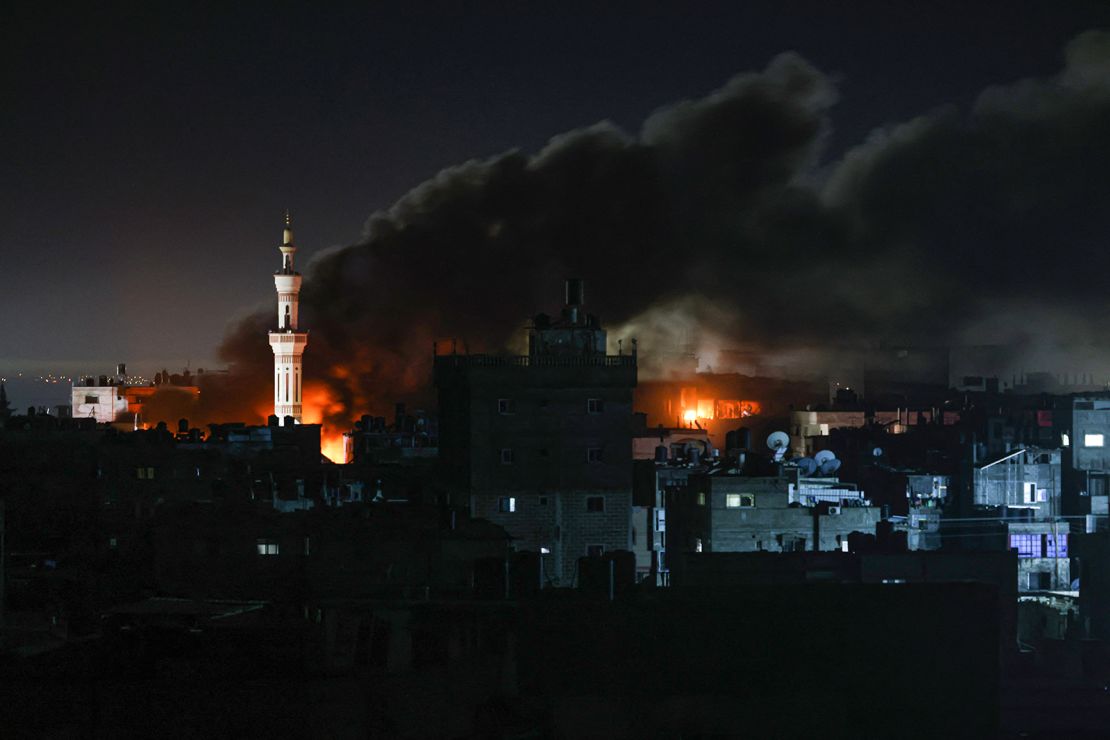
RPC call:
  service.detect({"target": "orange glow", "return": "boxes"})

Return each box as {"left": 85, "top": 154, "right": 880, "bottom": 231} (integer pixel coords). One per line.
{"left": 683, "top": 409, "right": 697, "bottom": 424}
{"left": 696, "top": 399, "right": 715, "bottom": 419}
{"left": 320, "top": 433, "right": 347, "bottom": 463}
{"left": 715, "top": 399, "right": 762, "bottom": 419}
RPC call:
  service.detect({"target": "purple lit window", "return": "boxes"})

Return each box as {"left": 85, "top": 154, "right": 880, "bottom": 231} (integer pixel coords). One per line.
{"left": 1046, "top": 534, "right": 1068, "bottom": 558}
{"left": 1009, "top": 534, "right": 1041, "bottom": 558}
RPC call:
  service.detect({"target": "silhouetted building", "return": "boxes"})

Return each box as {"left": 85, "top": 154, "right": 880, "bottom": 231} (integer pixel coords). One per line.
{"left": 435, "top": 279, "right": 637, "bottom": 584}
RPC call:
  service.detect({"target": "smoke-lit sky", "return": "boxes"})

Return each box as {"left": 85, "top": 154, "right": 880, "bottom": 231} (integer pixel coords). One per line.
{"left": 4, "top": 2, "right": 1109, "bottom": 388}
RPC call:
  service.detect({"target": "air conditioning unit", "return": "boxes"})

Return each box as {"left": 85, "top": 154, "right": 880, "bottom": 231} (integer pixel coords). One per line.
{"left": 828, "top": 506, "right": 842, "bottom": 516}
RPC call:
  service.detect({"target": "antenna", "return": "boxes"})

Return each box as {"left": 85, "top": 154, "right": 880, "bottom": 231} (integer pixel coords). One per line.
{"left": 872, "top": 447, "right": 884, "bottom": 458}
{"left": 814, "top": 450, "right": 837, "bottom": 466}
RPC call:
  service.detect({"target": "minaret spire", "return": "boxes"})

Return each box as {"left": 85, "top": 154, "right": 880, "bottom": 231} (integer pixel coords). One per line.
{"left": 268, "top": 213, "right": 309, "bottom": 424}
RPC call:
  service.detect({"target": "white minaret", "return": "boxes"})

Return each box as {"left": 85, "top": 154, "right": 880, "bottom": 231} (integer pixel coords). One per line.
{"left": 268, "top": 213, "right": 308, "bottom": 424}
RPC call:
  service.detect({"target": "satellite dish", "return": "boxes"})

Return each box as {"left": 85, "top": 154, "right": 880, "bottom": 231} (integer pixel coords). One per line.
{"left": 766, "top": 431, "right": 790, "bottom": 451}
{"left": 796, "top": 457, "right": 818, "bottom": 476}
{"left": 766, "top": 431, "right": 790, "bottom": 462}
{"left": 814, "top": 450, "right": 836, "bottom": 465}
{"left": 872, "top": 447, "right": 884, "bottom": 458}
{"left": 819, "top": 459, "right": 842, "bottom": 476}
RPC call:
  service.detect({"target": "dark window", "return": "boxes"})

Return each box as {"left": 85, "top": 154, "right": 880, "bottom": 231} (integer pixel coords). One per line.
{"left": 497, "top": 398, "right": 515, "bottom": 414}
{"left": 586, "top": 544, "right": 605, "bottom": 557}
{"left": 587, "top": 398, "right": 604, "bottom": 414}
{"left": 538, "top": 496, "right": 548, "bottom": 506}
{"left": 500, "top": 448, "right": 513, "bottom": 465}
{"left": 586, "top": 496, "right": 605, "bottom": 512}
{"left": 498, "top": 496, "right": 516, "bottom": 513}
{"left": 84, "top": 395, "right": 99, "bottom": 404}
{"left": 587, "top": 447, "right": 603, "bottom": 463}
{"left": 1028, "top": 572, "right": 1051, "bottom": 590}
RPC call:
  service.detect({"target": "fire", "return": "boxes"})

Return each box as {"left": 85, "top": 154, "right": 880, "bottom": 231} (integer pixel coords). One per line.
{"left": 302, "top": 381, "right": 352, "bottom": 463}
{"left": 320, "top": 433, "right": 347, "bottom": 464}
{"left": 683, "top": 409, "right": 697, "bottom": 423}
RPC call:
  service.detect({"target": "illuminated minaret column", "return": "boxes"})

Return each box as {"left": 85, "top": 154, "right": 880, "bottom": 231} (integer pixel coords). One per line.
{"left": 268, "top": 213, "right": 308, "bottom": 424}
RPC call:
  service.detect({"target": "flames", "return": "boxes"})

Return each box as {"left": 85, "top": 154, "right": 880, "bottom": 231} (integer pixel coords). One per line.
{"left": 301, "top": 381, "right": 351, "bottom": 463}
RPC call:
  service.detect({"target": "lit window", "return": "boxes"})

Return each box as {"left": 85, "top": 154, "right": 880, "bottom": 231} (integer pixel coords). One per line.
{"left": 587, "top": 398, "right": 603, "bottom": 414}
{"left": 1084, "top": 433, "right": 1105, "bottom": 447}
{"left": 497, "top": 398, "right": 515, "bottom": 414}
{"left": 586, "top": 496, "right": 605, "bottom": 512}
{"left": 840, "top": 540, "right": 849, "bottom": 553}
{"left": 498, "top": 496, "right": 516, "bottom": 513}
{"left": 1009, "top": 533, "right": 1041, "bottom": 558}
{"left": 1046, "top": 533, "right": 1068, "bottom": 558}
{"left": 697, "top": 492, "right": 706, "bottom": 506}
{"left": 725, "top": 494, "right": 755, "bottom": 508}
{"left": 500, "top": 448, "right": 514, "bottom": 465}
{"left": 587, "top": 447, "right": 603, "bottom": 463}
{"left": 256, "top": 540, "right": 279, "bottom": 556}
{"left": 540, "top": 546, "right": 550, "bottom": 554}
{"left": 1023, "top": 482, "right": 1036, "bottom": 504}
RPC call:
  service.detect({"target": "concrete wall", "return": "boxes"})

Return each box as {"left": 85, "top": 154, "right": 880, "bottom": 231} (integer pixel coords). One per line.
{"left": 472, "top": 489, "right": 631, "bottom": 585}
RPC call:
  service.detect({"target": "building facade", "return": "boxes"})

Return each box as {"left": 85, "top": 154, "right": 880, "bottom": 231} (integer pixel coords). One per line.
{"left": 435, "top": 279, "right": 637, "bottom": 585}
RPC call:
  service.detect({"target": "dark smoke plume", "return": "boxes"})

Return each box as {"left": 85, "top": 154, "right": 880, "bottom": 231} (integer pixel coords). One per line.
{"left": 215, "top": 31, "right": 1110, "bottom": 428}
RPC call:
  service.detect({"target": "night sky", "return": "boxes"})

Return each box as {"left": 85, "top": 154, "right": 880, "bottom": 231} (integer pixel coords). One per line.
{"left": 4, "top": 2, "right": 1109, "bottom": 390}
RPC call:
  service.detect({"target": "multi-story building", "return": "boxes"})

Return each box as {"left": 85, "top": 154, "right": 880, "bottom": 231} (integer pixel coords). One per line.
{"left": 435, "top": 279, "right": 636, "bottom": 585}
{"left": 667, "top": 471, "right": 879, "bottom": 555}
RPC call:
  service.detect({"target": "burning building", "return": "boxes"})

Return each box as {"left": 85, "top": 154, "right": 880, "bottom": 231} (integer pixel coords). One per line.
{"left": 267, "top": 214, "right": 309, "bottom": 425}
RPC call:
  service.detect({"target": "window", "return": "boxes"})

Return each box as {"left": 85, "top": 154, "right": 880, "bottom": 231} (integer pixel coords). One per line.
{"left": 1028, "top": 572, "right": 1051, "bottom": 590}
{"left": 725, "top": 493, "right": 755, "bottom": 508}
{"left": 500, "top": 448, "right": 514, "bottom": 465}
{"left": 1009, "top": 533, "right": 1041, "bottom": 558}
{"left": 1046, "top": 533, "right": 1068, "bottom": 558}
{"left": 1084, "top": 433, "right": 1105, "bottom": 447}
{"left": 587, "top": 447, "right": 603, "bottom": 463}
{"left": 256, "top": 539, "right": 279, "bottom": 556}
{"left": 498, "top": 496, "right": 516, "bottom": 513}
{"left": 497, "top": 398, "right": 515, "bottom": 414}
{"left": 1023, "top": 482, "right": 1036, "bottom": 504}
{"left": 136, "top": 467, "right": 155, "bottom": 480}
{"left": 84, "top": 395, "right": 98, "bottom": 404}
{"left": 538, "top": 496, "right": 548, "bottom": 506}
{"left": 697, "top": 492, "right": 706, "bottom": 506}
{"left": 587, "top": 398, "right": 604, "bottom": 414}
{"left": 586, "top": 496, "right": 605, "bottom": 512}
{"left": 586, "top": 544, "right": 605, "bottom": 558}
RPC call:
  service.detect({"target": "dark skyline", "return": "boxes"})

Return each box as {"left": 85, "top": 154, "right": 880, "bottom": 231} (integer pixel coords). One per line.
{"left": 4, "top": 2, "right": 1109, "bottom": 378}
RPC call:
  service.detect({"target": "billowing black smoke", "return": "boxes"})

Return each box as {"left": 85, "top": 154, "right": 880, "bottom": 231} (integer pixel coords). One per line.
{"left": 219, "top": 31, "right": 1110, "bottom": 425}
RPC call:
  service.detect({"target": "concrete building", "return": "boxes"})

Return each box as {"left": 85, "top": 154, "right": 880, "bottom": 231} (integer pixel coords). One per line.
{"left": 974, "top": 447, "right": 1061, "bottom": 514}
{"left": 1056, "top": 395, "right": 1110, "bottom": 517}
{"left": 667, "top": 471, "right": 879, "bottom": 555}
{"left": 435, "top": 279, "right": 637, "bottom": 585}
{"left": 70, "top": 363, "right": 199, "bottom": 426}
{"left": 267, "top": 214, "right": 308, "bottom": 424}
